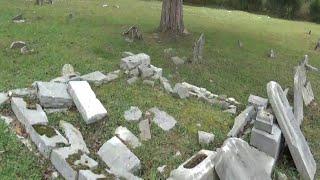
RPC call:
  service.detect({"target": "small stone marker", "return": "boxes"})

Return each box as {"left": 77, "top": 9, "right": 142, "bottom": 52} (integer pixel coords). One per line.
{"left": 192, "top": 33, "right": 205, "bottom": 63}
{"left": 198, "top": 131, "right": 215, "bottom": 145}
{"left": 139, "top": 119, "right": 151, "bottom": 141}
{"left": 61, "top": 64, "right": 75, "bottom": 77}
{"left": 115, "top": 126, "right": 141, "bottom": 149}
{"left": 149, "top": 107, "right": 177, "bottom": 131}
{"left": 124, "top": 106, "right": 142, "bottom": 122}
{"left": 248, "top": 94, "right": 268, "bottom": 109}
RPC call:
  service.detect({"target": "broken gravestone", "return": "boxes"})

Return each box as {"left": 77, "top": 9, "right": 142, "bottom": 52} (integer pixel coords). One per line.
{"left": 139, "top": 119, "right": 151, "bottom": 141}
{"left": 115, "top": 126, "right": 141, "bottom": 149}
{"left": 294, "top": 65, "right": 306, "bottom": 125}
{"left": 123, "top": 26, "right": 143, "bottom": 42}
{"left": 149, "top": 107, "right": 177, "bottom": 131}
{"left": 124, "top": 106, "right": 142, "bottom": 122}
{"left": 228, "top": 105, "right": 256, "bottom": 137}
{"left": 192, "top": 33, "right": 205, "bottom": 63}
{"left": 61, "top": 64, "right": 75, "bottom": 77}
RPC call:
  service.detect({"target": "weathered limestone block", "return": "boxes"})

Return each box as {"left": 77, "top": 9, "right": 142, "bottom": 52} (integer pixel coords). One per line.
{"left": 80, "top": 71, "right": 107, "bottom": 85}
{"left": 36, "top": 82, "right": 73, "bottom": 108}
{"left": 173, "top": 83, "right": 190, "bottom": 99}
{"left": 254, "top": 108, "right": 274, "bottom": 134}
{"left": 198, "top": 131, "right": 214, "bottom": 145}
{"left": 78, "top": 170, "right": 106, "bottom": 180}
{"left": 124, "top": 106, "right": 142, "bottom": 122}
{"left": 149, "top": 107, "right": 177, "bottom": 131}
{"left": 248, "top": 94, "right": 268, "bottom": 109}
{"left": 267, "top": 81, "right": 316, "bottom": 180}
{"left": 214, "top": 138, "right": 274, "bottom": 180}
{"left": 168, "top": 150, "right": 219, "bottom": 180}
{"left": 228, "top": 105, "right": 256, "bottom": 137}
{"left": 115, "top": 126, "right": 141, "bottom": 149}
{"left": 302, "top": 81, "right": 314, "bottom": 106}
{"left": 9, "top": 88, "right": 37, "bottom": 98}
{"left": 294, "top": 65, "right": 306, "bottom": 125}
{"left": 98, "top": 136, "right": 141, "bottom": 173}
{"left": 250, "top": 124, "right": 283, "bottom": 160}
{"left": 60, "top": 121, "right": 89, "bottom": 153}
{"left": 139, "top": 119, "right": 151, "bottom": 141}
{"left": 120, "top": 53, "right": 150, "bottom": 70}
{"left": 68, "top": 81, "right": 108, "bottom": 124}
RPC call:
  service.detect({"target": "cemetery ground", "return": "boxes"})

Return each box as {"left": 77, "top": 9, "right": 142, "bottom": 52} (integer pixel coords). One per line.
{"left": 0, "top": 0, "right": 320, "bottom": 179}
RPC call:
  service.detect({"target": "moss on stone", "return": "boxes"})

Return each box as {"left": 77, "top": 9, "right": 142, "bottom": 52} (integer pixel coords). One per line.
{"left": 32, "top": 124, "right": 57, "bottom": 138}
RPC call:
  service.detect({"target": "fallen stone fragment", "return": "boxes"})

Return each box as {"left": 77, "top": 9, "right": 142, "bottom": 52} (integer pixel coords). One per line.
{"left": 122, "top": 51, "right": 135, "bottom": 58}
{"left": 78, "top": 170, "right": 106, "bottom": 180}
{"left": 160, "top": 77, "right": 173, "bottom": 93}
{"left": 98, "top": 136, "right": 141, "bottom": 173}
{"left": 223, "top": 105, "right": 237, "bottom": 115}
{"left": 250, "top": 124, "right": 283, "bottom": 160}
{"left": 254, "top": 108, "right": 274, "bottom": 134}
{"left": 157, "top": 165, "right": 167, "bottom": 174}
{"left": 60, "top": 121, "right": 89, "bottom": 153}
{"left": 302, "top": 81, "right": 314, "bottom": 106}
{"left": 198, "top": 131, "right": 214, "bottom": 145}
{"left": 227, "top": 105, "right": 255, "bottom": 137}
{"left": 80, "top": 71, "right": 107, "bottom": 85}
{"left": 143, "top": 80, "right": 155, "bottom": 87}
{"left": 36, "top": 82, "right": 73, "bottom": 108}
{"left": 294, "top": 65, "right": 306, "bottom": 125}
{"left": 173, "top": 83, "right": 189, "bottom": 99}
{"left": 127, "top": 76, "right": 139, "bottom": 85}
{"left": 138, "top": 65, "right": 154, "bottom": 79}
{"left": 10, "top": 41, "right": 26, "bottom": 49}
{"left": 11, "top": 97, "right": 48, "bottom": 131}
{"left": 104, "top": 70, "right": 120, "bottom": 82}
{"left": 61, "top": 64, "right": 75, "bottom": 77}
{"left": 171, "top": 56, "right": 185, "bottom": 65}
{"left": 73, "top": 154, "right": 98, "bottom": 169}
{"left": 149, "top": 107, "right": 177, "bottom": 131}
{"left": 139, "top": 119, "right": 151, "bottom": 141}
{"left": 9, "top": 88, "right": 37, "bottom": 98}
{"left": 248, "top": 94, "right": 268, "bottom": 109}
{"left": 0, "top": 115, "right": 14, "bottom": 125}
{"left": 214, "top": 138, "right": 274, "bottom": 180}
{"left": 68, "top": 81, "right": 108, "bottom": 124}
{"left": 267, "top": 81, "right": 316, "bottom": 180}
{"left": 115, "top": 126, "right": 141, "bottom": 149}
{"left": 168, "top": 150, "right": 218, "bottom": 180}
{"left": 0, "top": 93, "right": 9, "bottom": 105}
{"left": 120, "top": 53, "right": 150, "bottom": 70}
{"left": 192, "top": 33, "right": 205, "bottom": 63}
{"left": 29, "top": 124, "right": 68, "bottom": 158}
{"left": 124, "top": 106, "right": 142, "bottom": 122}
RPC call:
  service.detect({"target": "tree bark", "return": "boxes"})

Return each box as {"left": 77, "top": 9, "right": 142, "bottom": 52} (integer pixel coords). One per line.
{"left": 159, "top": 0, "right": 184, "bottom": 35}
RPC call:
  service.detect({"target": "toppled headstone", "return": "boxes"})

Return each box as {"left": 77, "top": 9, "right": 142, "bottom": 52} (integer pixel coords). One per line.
{"left": 302, "top": 81, "right": 314, "bottom": 106}
{"left": 80, "top": 71, "right": 108, "bottom": 85}
{"left": 0, "top": 93, "right": 9, "bottom": 105}
{"left": 123, "top": 26, "right": 143, "bottom": 42}
{"left": 98, "top": 136, "right": 141, "bottom": 173}
{"left": 124, "top": 106, "right": 142, "bottom": 122}
{"left": 10, "top": 41, "right": 26, "bottom": 49}
{"left": 139, "top": 119, "right": 151, "bottom": 141}
{"left": 254, "top": 108, "right": 274, "bottom": 134}
{"left": 192, "top": 33, "right": 205, "bottom": 63}
{"left": 149, "top": 107, "right": 177, "bottom": 131}
{"left": 122, "top": 51, "right": 135, "bottom": 58}
{"left": 173, "top": 83, "right": 189, "bottom": 99}
{"left": 68, "top": 81, "right": 108, "bottom": 124}
{"left": 168, "top": 150, "right": 218, "bottom": 180}
{"left": 294, "top": 65, "right": 306, "bottom": 125}
{"left": 115, "top": 126, "right": 141, "bottom": 149}
{"left": 267, "top": 81, "right": 316, "bottom": 180}
{"left": 60, "top": 121, "right": 89, "bottom": 153}
{"left": 36, "top": 82, "right": 73, "bottom": 108}
{"left": 61, "top": 64, "right": 75, "bottom": 77}
{"left": 120, "top": 53, "right": 150, "bottom": 71}
{"left": 248, "top": 94, "right": 268, "bottom": 109}
{"left": 214, "top": 138, "right": 274, "bottom": 180}
{"left": 198, "top": 131, "right": 214, "bottom": 145}
{"left": 78, "top": 170, "right": 106, "bottom": 180}
{"left": 228, "top": 106, "right": 255, "bottom": 137}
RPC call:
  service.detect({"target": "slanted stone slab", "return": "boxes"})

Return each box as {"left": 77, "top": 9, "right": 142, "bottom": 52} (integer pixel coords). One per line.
{"left": 105, "top": 70, "right": 120, "bottom": 83}
{"left": 149, "top": 107, "right": 177, "bottom": 131}
{"left": 29, "top": 124, "right": 68, "bottom": 158}
{"left": 248, "top": 94, "right": 268, "bottom": 109}
{"left": 168, "top": 150, "right": 219, "bottom": 180}
{"left": 36, "top": 82, "right": 73, "bottom": 108}
{"left": 302, "top": 81, "right": 314, "bottom": 106}
{"left": 120, "top": 53, "right": 150, "bottom": 70}
{"left": 124, "top": 106, "right": 142, "bottom": 122}
{"left": 97, "top": 136, "right": 141, "bottom": 173}
{"left": 173, "top": 83, "right": 189, "bottom": 99}
{"left": 78, "top": 170, "right": 106, "bottom": 180}
{"left": 0, "top": 93, "right": 9, "bottom": 105}
{"left": 115, "top": 126, "right": 141, "bottom": 149}
{"left": 227, "top": 105, "right": 255, "bottom": 137}
{"left": 254, "top": 108, "right": 274, "bottom": 134}
{"left": 139, "top": 119, "right": 151, "bottom": 141}
{"left": 198, "top": 131, "right": 214, "bottom": 145}
{"left": 250, "top": 124, "right": 283, "bottom": 160}
{"left": 267, "top": 81, "right": 316, "bottom": 180}
{"left": 80, "top": 71, "right": 107, "bottom": 85}
{"left": 60, "top": 121, "right": 89, "bottom": 153}
{"left": 294, "top": 65, "right": 306, "bottom": 125}
{"left": 68, "top": 81, "right": 107, "bottom": 124}
{"left": 9, "top": 88, "right": 37, "bottom": 98}
{"left": 11, "top": 97, "right": 48, "bottom": 131}
{"left": 214, "top": 138, "right": 274, "bottom": 180}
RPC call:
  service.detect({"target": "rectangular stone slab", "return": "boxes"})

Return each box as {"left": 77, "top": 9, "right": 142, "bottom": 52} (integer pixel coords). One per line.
{"left": 228, "top": 105, "right": 255, "bottom": 137}
{"left": 68, "top": 81, "right": 107, "bottom": 124}
{"left": 267, "top": 81, "right": 316, "bottom": 180}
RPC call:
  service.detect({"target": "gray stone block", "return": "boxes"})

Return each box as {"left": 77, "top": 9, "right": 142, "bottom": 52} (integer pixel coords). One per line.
{"left": 198, "top": 131, "right": 214, "bottom": 145}
{"left": 254, "top": 108, "right": 274, "bottom": 133}
{"left": 149, "top": 107, "right": 177, "bottom": 131}
{"left": 60, "top": 121, "right": 89, "bottom": 153}
{"left": 124, "top": 106, "right": 142, "bottom": 122}
{"left": 228, "top": 105, "right": 256, "bottom": 137}
{"left": 115, "top": 126, "right": 141, "bottom": 149}
{"left": 248, "top": 94, "right": 268, "bottom": 109}
{"left": 139, "top": 119, "right": 151, "bottom": 141}
{"left": 80, "top": 71, "right": 107, "bottom": 85}
{"left": 120, "top": 53, "right": 150, "bottom": 70}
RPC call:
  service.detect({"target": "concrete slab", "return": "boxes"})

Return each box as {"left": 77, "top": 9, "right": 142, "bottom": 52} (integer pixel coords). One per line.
{"left": 139, "top": 119, "right": 151, "bottom": 141}
{"left": 120, "top": 53, "right": 150, "bottom": 70}
{"left": 60, "top": 121, "right": 89, "bottom": 153}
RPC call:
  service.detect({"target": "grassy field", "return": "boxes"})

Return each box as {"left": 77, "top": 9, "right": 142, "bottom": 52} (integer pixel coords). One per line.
{"left": 0, "top": 0, "right": 319, "bottom": 179}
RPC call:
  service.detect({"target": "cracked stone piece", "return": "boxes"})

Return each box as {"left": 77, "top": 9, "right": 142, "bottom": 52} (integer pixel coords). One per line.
{"left": 250, "top": 124, "right": 283, "bottom": 160}
{"left": 149, "top": 107, "right": 177, "bottom": 131}
{"left": 36, "top": 82, "right": 73, "bottom": 108}
{"left": 173, "top": 83, "right": 189, "bottom": 99}
{"left": 80, "top": 71, "right": 107, "bottom": 85}
{"left": 115, "top": 126, "right": 141, "bottom": 149}
{"left": 98, "top": 136, "right": 141, "bottom": 173}
{"left": 198, "top": 131, "right": 214, "bottom": 145}
{"left": 68, "top": 81, "right": 107, "bottom": 124}
{"left": 122, "top": 51, "right": 135, "bottom": 58}
{"left": 0, "top": 93, "right": 9, "bottom": 105}
{"left": 124, "top": 106, "right": 142, "bottom": 122}
{"left": 11, "top": 97, "right": 48, "bottom": 131}
{"left": 267, "top": 81, "right": 316, "bottom": 180}
{"left": 248, "top": 94, "right": 268, "bottom": 109}
{"left": 254, "top": 108, "right": 274, "bottom": 133}
{"left": 60, "top": 121, "right": 89, "bottom": 153}
{"left": 120, "top": 53, "right": 150, "bottom": 70}
{"left": 139, "top": 119, "right": 151, "bottom": 141}
{"left": 214, "top": 138, "right": 274, "bottom": 180}
{"left": 10, "top": 41, "right": 26, "bottom": 49}
{"left": 150, "top": 65, "right": 163, "bottom": 78}
{"left": 168, "top": 150, "right": 219, "bottom": 180}
{"left": 105, "top": 70, "right": 120, "bottom": 82}
{"left": 127, "top": 76, "right": 139, "bottom": 85}
{"left": 294, "top": 65, "right": 305, "bottom": 125}
{"left": 138, "top": 65, "right": 154, "bottom": 79}
{"left": 73, "top": 154, "right": 98, "bottom": 170}
{"left": 302, "top": 81, "right": 314, "bottom": 106}
{"left": 9, "top": 88, "right": 36, "bottom": 98}
{"left": 78, "top": 170, "right": 106, "bottom": 180}
{"left": 29, "top": 124, "right": 68, "bottom": 158}
{"left": 227, "top": 105, "right": 255, "bottom": 137}
{"left": 61, "top": 64, "right": 76, "bottom": 77}
{"left": 160, "top": 77, "right": 173, "bottom": 93}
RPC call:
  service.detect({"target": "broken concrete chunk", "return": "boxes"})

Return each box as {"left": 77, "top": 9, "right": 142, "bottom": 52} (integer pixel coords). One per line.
{"left": 120, "top": 53, "right": 150, "bottom": 70}
{"left": 68, "top": 81, "right": 108, "bottom": 124}
{"left": 60, "top": 121, "right": 89, "bottom": 154}
{"left": 149, "top": 107, "right": 177, "bottom": 131}
{"left": 173, "top": 83, "right": 189, "bottom": 99}
{"left": 124, "top": 106, "right": 142, "bottom": 122}
{"left": 0, "top": 93, "right": 9, "bottom": 105}
{"left": 10, "top": 41, "right": 26, "bottom": 49}
{"left": 36, "top": 82, "right": 73, "bottom": 108}
{"left": 115, "top": 126, "right": 141, "bottom": 149}
{"left": 248, "top": 94, "right": 268, "bottom": 109}
{"left": 97, "top": 136, "right": 141, "bottom": 173}
{"left": 267, "top": 81, "right": 316, "bottom": 180}
{"left": 198, "top": 131, "right": 214, "bottom": 145}
{"left": 302, "top": 81, "right": 314, "bottom": 106}
{"left": 139, "top": 119, "right": 151, "bottom": 141}
{"left": 254, "top": 108, "right": 274, "bottom": 134}
{"left": 73, "top": 154, "right": 98, "bottom": 170}
{"left": 122, "top": 51, "right": 135, "bottom": 58}
{"left": 168, "top": 150, "right": 218, "bottom": 180}
{"left": 138, "top": 65, "right": 154, "bottom": 79}
{"left": 214, "top": 138, "right": 274, "bottom": 180}
{"left": 80, "top": 71, "right": 107, "bottom": 85}
{"left": 227, "top": 105, "right": 255, "bottom": 137}
{"left": 78, "top": 170, "right": 106, "bottom": 180}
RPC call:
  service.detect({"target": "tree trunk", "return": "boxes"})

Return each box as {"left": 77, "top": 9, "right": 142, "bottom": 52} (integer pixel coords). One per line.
{"left": 159, "top": 0, "right": 184, "bottom": 35}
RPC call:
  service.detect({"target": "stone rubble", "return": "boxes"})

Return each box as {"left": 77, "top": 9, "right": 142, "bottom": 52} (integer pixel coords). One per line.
{"left": 248, "top": 94, "right": 268, "bottom": 109}
{"left": 149, "top": 107, "right": 177, "bottom": 131}
{"left": 139, "top": 119, "right": 151, "bottom": 141}
{"left": 124, "top": 106, "right": 142, "bottom": 122}
{"left": 228, "top": 105, "right": 256, "bottom": 137}
{"left": 198, "top": 131, "right": 215, "bottom": 145}
{"left": 192, "top": 33, "right": 205, "bottom": 63}
{"left": 115, "top": 126, "right": 142, "bottom": 149}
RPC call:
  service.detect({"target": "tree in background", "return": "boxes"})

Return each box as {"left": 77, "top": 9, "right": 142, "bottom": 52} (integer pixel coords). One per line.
{"left": 159, "top": 0, "right": 185, "bottom": 35}
{"left": 310, "top": 0, "right": 320, "bottom": 23}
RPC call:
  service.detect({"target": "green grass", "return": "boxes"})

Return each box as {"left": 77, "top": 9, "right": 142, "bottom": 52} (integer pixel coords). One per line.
{"left": 0, "top": 0, "right": 320, "bottom": 179}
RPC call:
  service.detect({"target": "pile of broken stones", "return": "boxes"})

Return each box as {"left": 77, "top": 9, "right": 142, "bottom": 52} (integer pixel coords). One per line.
{"left": 0, "top": 52, "right": 317, "bottom": 180}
